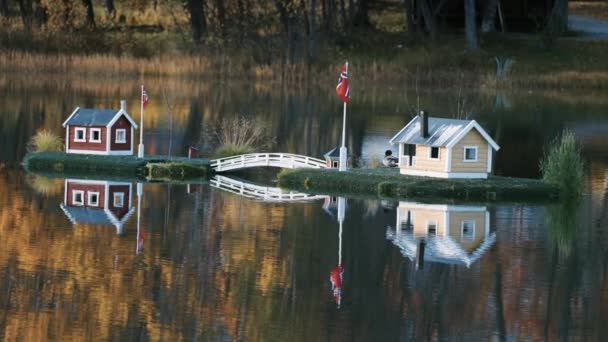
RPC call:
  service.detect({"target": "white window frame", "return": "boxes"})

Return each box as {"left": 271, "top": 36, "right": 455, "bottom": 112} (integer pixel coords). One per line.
{"left": 89, "top": 128, "right": 102, "bottom": 143}
{"left": 72, "top": 190, "right": 85, "bottom": 206}
{"left": 88, "top": 191, "right": 100, "bottom": 206}
{"left": 461, "top": 220, "right": 476, "bottom": 241}
{"left": 427, "top": 220, "right": 437, "bottom": 236}
{"left": 429, "top": 146, "right": 440, "bottom": 160}
{"left": 463, "top": 146, "right": 478, "bottom": 162}
{"left": 74, "top": 128, "right": 86, "bottom": 142}
{"left": 113, "top": 192, "right": 125, "bottom": 208}
{"left": 115, "top": 129, "right": 127, "bottom": 143}
{"left": 332, "top": 161, "right": 338, "bottom": 168}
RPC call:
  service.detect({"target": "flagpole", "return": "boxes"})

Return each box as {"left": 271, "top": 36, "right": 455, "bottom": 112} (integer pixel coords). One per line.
{"left": 339, "top": 62, "right": 348, "bottom": 172}
{"left": 138, "top": 85, "right": 145, "bottom": 158}
{"left": 136, "top": 182, "right": 142, "bottom": 255}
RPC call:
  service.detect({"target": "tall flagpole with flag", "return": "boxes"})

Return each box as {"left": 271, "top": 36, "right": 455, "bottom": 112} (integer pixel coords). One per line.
{"left": 336, "top": 62, "right": 350, "bottom": 171}
{"left": 138, "top": 85, "right": 149, "bottom": 158}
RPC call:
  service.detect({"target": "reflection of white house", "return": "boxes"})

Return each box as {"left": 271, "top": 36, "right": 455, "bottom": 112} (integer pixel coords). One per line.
{"left": 386, "top": 201, "right": 496, "bottom": 268}
{"left": 60, "top": 179, "right": 135, "bottom": 234}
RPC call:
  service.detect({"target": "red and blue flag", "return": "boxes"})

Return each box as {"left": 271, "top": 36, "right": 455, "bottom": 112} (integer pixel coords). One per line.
{"left": 336, "top": 64, "right": 350, "bottom": 103}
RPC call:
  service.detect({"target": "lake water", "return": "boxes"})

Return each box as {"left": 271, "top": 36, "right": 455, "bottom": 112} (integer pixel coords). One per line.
{"left": 0, "top": 77, "right": 607, "bottom": 341}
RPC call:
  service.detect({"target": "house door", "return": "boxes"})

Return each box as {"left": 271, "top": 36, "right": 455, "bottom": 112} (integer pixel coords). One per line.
{"left": 403, "top": 144, "right": 416, "bottom": 166}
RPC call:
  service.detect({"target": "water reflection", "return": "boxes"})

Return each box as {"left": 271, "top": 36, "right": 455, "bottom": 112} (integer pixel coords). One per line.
{"left": 387, "top": 202, "right": 496, "bottom": 268}
{"left": 60, "top": 179, "right": 135, "bottom": 235}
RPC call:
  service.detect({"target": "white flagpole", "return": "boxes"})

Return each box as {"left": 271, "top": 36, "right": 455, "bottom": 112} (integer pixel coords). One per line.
{"left": 337, "top": 197, "right": 345, "bottom": 265}
{"left": 138, "top": 85, "right": 145, "bottom": 158}
{"left": 136, "top": 182, "right": 142, "bottom": 255}
{"left": 339, "top": 62, "right": 348, "bottom": 171}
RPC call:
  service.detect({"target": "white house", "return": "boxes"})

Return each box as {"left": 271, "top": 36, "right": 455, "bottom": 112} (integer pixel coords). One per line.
{"left": 389, "top": 111, "right": 500, "bottom": 179}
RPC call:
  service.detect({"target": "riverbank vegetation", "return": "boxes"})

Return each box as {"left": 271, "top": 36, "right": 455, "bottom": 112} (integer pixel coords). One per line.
{"left": 27, "top": 130, "right": 63, "bottom": 153}
{"left": 0, "top": 1, "right": 606, "bottom": 89}
{"left": 22, "top": 151, "right": 210, "bottom": 180}
{"left": 540, "top": 130, "right": 585, "bottom": 199}
{"left": 200, "top": 116, "right": 275, "bottom": 158}
{"left": 278, "top": 168, "right": 559, "bottom": 201}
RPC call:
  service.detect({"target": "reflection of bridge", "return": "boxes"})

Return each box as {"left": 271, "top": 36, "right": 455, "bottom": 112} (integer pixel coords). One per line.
{"left": 209, "top": 175, "right": 326, "bottom": 202}
{"left": 210, "top": 153, "right": 327, "bottom": 172}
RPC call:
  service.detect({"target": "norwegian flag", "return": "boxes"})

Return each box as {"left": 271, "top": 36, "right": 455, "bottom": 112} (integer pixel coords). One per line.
{"left": 335, "top": 63, "right": 350, "bottom": 103}
{"left": 142, "top": 87, "right": 150, "bottom": 109}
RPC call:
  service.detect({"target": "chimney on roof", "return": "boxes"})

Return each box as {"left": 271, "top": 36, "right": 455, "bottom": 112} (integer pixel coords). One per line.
{"left": 120, "top": 100, "right": 127, "bottom": 111}
{"left": 420, "top": 110, "right": 429, "bottom": 138}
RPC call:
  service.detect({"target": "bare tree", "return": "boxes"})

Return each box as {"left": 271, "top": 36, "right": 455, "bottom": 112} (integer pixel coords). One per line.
{"left": 81, "top": 0, "right": 95, "bottom": 28}
{"left": 464, "top": 0, "right": 478, "bottom": 51}
{"left": 186, "top": 0, "right": 207, "bottom": 43}
{"left": 481, "top": 0, "right": 499, "bottom": 33}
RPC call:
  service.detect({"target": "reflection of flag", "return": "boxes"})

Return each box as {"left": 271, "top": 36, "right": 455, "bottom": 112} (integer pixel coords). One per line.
{"left": 136, "top": 229, "right": 144, "bottom": 255}
{"left": 335, "top": 64, "right": 350, "bottom": 103}
{"left": 330, "top": 264, "right": 344, "bottom": 307}
{"left": 142, "top": 87, "right": 150, "bottom": 109}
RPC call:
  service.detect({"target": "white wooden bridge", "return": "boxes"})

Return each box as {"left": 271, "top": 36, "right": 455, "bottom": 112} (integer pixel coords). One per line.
{"left": 209, "top": 175, "right": 327, "bottom": 202}
{"left": 210, "top": 153, "right": 327, "bottom": 172}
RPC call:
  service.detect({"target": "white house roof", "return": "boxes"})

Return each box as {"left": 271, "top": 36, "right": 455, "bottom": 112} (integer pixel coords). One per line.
{"left": 62, "top": 107, "right": 138, "bottom": 129}
{"left": 389, "top": 116, "right": 500, "bottom": 151}
{"left": 385, "top": 228, "right": 497, "bottom": 268}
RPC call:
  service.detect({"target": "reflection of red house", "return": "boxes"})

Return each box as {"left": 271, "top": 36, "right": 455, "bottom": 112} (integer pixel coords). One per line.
{"left": 62, "top": 100, "right": 138, "bottom": 155}
{"left": 60, "top": 179, "right": 134, "bottom": 234}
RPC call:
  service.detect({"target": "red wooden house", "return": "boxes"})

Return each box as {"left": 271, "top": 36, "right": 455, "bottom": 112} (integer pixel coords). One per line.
{"left": 62, "top": 100, "right": 138, "bottom": 155}
{"left": 60, "top": 179, "right": 134, "bottom": 235}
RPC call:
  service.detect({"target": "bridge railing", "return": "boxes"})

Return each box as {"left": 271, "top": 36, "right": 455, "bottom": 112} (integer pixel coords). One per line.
{"left": 210, "top": 153, "right": 327, "bottom": 172}
{"left": 210, "top": 175, "right": 326, "bottom": 202}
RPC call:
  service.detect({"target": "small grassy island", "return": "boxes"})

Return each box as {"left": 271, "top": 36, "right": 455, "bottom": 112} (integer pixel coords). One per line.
{"left": 23, "top": 151, "right": 211, "bottom": 181}
{"left": 278, "top": 168, "right": 559, "bottom": 202}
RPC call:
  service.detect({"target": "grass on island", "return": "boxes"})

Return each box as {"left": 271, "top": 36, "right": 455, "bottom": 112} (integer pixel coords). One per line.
{"left": 23, "top": 151, "right": 211, "bottom": 180}
{"left": 278, "top": 167, "right": 559, "bottom": 202}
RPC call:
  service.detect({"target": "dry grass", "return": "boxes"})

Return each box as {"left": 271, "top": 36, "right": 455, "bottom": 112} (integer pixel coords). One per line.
{"left": 28, "top": 129, "right": 63, "bottom": 153}
{"left": 570, "top": 1, "right": 608, "bottom": 21}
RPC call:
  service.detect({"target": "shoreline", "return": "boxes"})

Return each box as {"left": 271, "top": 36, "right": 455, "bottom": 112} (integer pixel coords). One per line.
{"left": 277, "top": 168, "right": 559, "bottom": 202}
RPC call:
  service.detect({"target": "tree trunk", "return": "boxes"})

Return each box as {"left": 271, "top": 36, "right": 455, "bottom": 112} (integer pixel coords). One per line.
{"left": 417, "top": 0, "right": 436, "bottom": 39}
{"left": 403, "top": 0, "right": 416, "bottom": 35}
{"left": 481, "top": 0, "right": 499, "bottom": 33}
{"left": 104, "top": 0, "right": 115, "bottom": 18}
{"left": 547, "top": 0, "right": 568, "bottom": 35}
{"left": 187, "top": 0, "right": 206, "bottom": 43}
{"left": 214, "top": 0, "right": 226, "bottom": 38}
{"left": 353, "top": 0, "right": 369, "bottom": 27}
{"left": 32, "top": 0, "right": 47, "bottom": 26}
{"left": 308, "top": 0, "right": 316, "bottom": 63}
{"left": 18, "top": 0, "right": 33, "bottom": 29}
{"left": 464, "top": 0, "right": 478, "bottom": 51}
{"left": 81, "top": 0, "right": 95, "bottom": 28}
{"left": 0, "top": 0, "right": 9, "bottom": 18}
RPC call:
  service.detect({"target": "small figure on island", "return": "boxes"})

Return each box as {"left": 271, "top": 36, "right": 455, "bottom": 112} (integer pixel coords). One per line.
{"left": 383, "top": 150, "right": 398, "bottom": 168}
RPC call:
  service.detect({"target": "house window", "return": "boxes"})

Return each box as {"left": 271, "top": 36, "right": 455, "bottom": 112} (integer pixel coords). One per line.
{"left": 88, "top": 191, "right": 100, "bottom": 206}
{"left": 461, "top": 220, "right": 476, "bottom": 241}
{"left": 430, "top": 146, "right": 440, "bottom": 160}
{"left": 75, "top": 128, "right": 86, "bottom": 142}
{"left": 332, "top": 161, "right": 339, "bottom": 168}
{"left": 90, "top": 128, "right": 102, "bottom": 143}
{"left": 115, "top": 129, "right": 127, "bottom": 143}
{"left": 72, "top": 190, "right": 84, "bottom": 206}
{"left": 427, "top": 220, "right": 437, "bottom": 236}
{"left": 464, "top": 146, "right": 478, "bottom": 162}
{"left": 113, "top": 192, "right": 124, "bottom": 208}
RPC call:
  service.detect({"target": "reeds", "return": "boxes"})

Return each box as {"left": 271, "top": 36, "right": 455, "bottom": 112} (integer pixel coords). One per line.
{"left": 540, "top": 130, "right": 585, "bottom": 199}
{"left": 28, "top": 129, "right": 63, "bottom": 153}
{"left": 201, "top": 116, "right": 276, "bottom": 158}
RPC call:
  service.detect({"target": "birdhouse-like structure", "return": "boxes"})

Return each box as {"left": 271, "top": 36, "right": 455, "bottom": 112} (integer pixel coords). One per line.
{"left": 324, "top": 147, "right": 341, "bottom": 169}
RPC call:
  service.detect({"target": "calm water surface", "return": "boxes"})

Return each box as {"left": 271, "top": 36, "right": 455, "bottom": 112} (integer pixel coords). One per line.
{"left": 0, "top": 78, "right": 607, "bottom": 341}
